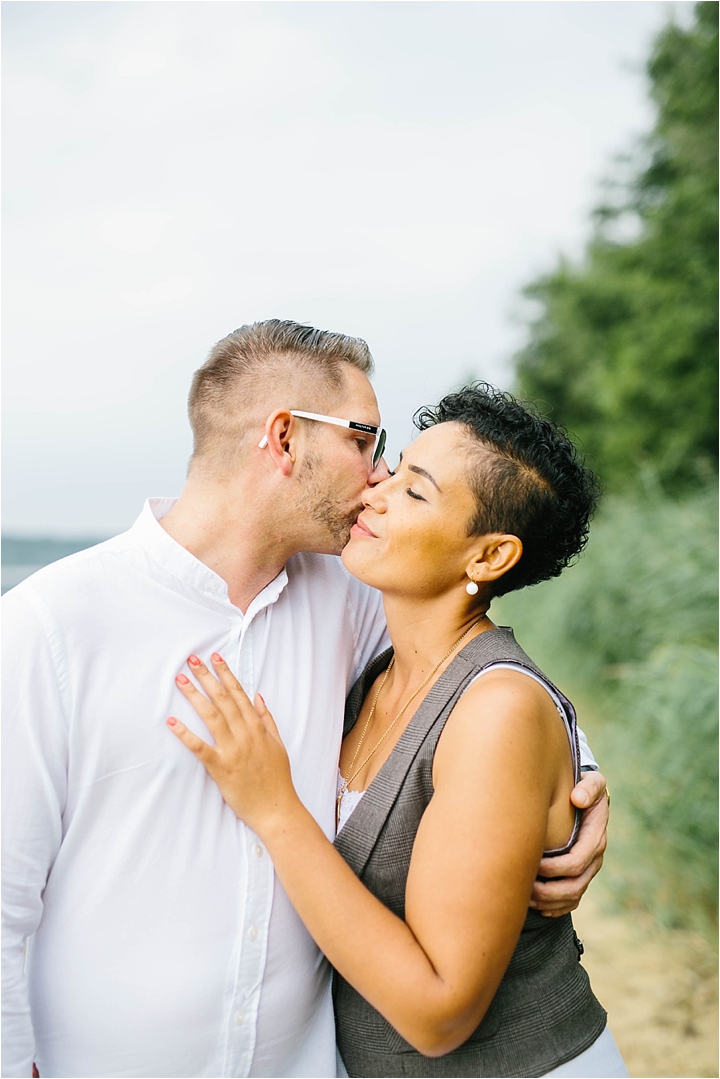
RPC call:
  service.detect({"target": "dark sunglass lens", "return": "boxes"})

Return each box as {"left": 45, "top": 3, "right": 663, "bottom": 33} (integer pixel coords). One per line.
{"left": 373, "top": 428, "right": 387, "bottom": 467}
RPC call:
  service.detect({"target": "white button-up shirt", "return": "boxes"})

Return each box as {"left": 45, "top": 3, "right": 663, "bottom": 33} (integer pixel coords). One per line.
{"left": 2, "top": 499, "right": 388, "bottom": 1079}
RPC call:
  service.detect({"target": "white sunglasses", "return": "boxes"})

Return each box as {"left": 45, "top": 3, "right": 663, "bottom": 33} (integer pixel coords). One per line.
{"left": 258, "top": 410, "right": 387, "bottom": 467}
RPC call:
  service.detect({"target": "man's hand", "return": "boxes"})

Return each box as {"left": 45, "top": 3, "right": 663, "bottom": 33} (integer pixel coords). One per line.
{"left": 530, "top": 770, "right": 609, "bottom": 918}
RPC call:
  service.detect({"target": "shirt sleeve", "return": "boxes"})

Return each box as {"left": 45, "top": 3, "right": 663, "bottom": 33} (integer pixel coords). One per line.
{"left": 2, "top": 589, "right": 69, "bottom": 1078}
{"left": 576, "top": 725, "right": 598, "bottom": 771}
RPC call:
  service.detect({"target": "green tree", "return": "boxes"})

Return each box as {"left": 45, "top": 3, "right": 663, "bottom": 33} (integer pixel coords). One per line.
{"left": 516, "top": 2, "right": 718, "bottom": 492}
{"left": 505, "top": 3, "right": 719, "bottom": 934}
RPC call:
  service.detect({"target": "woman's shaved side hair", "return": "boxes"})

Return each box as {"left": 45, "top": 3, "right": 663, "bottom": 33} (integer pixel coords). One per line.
{"left": 188, "top": 319, "right": 374, "bottom": 470}
{"left": 415, "top": 383, "right": 600, "bottom": 597}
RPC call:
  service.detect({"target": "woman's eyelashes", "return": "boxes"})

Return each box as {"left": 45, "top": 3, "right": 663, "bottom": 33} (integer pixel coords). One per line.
{"left": 406, "top": 488, "right": 427, "bottom": 502}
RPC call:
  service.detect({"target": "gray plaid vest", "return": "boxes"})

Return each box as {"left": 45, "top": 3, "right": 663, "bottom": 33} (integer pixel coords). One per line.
{"left": 333, "top": 626, "right": 606, "bottom": 1078}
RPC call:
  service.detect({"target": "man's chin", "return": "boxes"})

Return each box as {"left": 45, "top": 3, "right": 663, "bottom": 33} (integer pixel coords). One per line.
{"left": 333, "top": 508, "right": 363, "bottom": 554}
{"left": 306, "top": 505, "right": 362, "bottom": 557}
{"left": 311, "top": 520, "right": 357, "bottom": 557}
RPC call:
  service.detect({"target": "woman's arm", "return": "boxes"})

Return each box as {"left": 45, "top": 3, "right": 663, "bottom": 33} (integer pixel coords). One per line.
{"left": 168, "top": 655, "right": 568, "bottom": 1057}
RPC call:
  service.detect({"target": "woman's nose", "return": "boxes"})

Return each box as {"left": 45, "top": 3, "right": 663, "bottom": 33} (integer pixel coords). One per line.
{"left": 367, "top": 456, "right": 392, "bottom": 485}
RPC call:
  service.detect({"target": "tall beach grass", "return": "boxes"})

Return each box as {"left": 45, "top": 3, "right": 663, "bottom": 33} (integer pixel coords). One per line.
{"left": 495, "top": 483, "right": 718, "bottom": 936}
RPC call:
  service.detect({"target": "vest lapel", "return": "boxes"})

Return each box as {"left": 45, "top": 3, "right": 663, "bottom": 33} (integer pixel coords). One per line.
{"left": 334, "top": 644, "right": 483, "bottom": 876}
{"left": 343, "top": 648, "right": 394, "bottom": 737}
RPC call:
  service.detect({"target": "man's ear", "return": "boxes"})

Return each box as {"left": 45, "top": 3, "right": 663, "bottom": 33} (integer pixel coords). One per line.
{"left": 466, "top": 533, "right": 523, "bottom": 585}
{"left": 260, "top": 410, "right": 297, "bottom": 476}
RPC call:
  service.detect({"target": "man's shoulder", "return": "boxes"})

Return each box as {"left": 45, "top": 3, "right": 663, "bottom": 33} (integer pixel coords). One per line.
{"left": 2, "top": 531, "right": 136, "bottom": 620}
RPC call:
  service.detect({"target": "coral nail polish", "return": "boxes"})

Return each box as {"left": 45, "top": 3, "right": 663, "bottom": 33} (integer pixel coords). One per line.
{"left": 176, "top": 673, "right": 190, "bottom": 685}
{"left": 188, "top": 654, "right": 201, "bottom": 666}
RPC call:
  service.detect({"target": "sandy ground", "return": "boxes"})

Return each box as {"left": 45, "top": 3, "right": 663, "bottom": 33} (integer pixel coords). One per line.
{"left": 572, "top": 892, "right": 718, "bottom": 1079}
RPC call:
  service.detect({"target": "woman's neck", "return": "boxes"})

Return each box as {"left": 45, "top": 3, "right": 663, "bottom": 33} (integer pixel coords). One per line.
{"left": 381, "top": 593, "right": 493, "bottom": 687}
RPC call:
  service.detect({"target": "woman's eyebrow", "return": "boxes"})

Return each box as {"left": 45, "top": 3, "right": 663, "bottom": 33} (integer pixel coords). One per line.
{"left": 408, "top": 464, "right": 442, "bottom": 492}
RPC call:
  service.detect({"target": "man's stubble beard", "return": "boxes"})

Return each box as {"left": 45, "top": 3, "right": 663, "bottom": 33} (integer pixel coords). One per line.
{"left": 299, "top": 450, "right": 363, "bottom": 554}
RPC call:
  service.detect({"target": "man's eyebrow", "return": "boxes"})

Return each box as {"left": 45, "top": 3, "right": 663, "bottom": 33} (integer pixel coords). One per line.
{"left": 408, "top": 464, "right": 442, "bottom": 492}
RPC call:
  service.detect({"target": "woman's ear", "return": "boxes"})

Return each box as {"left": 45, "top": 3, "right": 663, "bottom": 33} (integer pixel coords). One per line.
{"left": 466, "top": 533, "right": 523, "bottom": 585}
{"left": 260, "top": 410, "right": 296, "bottom": 476}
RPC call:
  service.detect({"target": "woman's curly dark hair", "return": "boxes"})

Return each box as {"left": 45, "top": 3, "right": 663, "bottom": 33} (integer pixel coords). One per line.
{"left": 414, "top": 383, "right": 601, "bottom": 597}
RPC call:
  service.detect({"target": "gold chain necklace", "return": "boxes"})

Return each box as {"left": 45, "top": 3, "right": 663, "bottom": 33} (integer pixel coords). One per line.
{"left": 336, "top": 618, "right": 484, "bottom": 828}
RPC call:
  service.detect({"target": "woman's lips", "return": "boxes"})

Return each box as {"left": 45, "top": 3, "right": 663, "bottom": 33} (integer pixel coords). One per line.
{"left": 351, "top": 515, "right": 377, "bottom": 539}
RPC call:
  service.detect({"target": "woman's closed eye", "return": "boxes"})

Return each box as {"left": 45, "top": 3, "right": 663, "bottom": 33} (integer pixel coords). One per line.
{"left": 406, "top": 488, "right": 427, "bottom": 502}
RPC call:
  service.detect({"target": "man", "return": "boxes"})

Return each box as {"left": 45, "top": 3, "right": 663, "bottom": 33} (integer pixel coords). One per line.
{"left": 2, "top": 320, "right": 607, "bottom": 1078}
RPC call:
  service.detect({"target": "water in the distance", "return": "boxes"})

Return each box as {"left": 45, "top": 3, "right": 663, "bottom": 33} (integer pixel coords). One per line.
{"left": 2, "top": 537, "right": 108, "bottom": 595}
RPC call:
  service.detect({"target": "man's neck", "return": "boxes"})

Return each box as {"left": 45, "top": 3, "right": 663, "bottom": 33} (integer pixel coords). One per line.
{"left": 159, "top": 478, "right": 300, "bottom": 613}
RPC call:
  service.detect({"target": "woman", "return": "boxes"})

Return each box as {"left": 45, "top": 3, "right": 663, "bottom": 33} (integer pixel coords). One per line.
{"left": 168, "top": 385, "right": 628, "bottom": 1078}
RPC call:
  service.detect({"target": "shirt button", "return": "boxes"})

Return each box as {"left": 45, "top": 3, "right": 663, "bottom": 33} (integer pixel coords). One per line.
{"left": 255, "top": 844, "right": 264, "bottom": 858}
{"left": 235, "top": 1011, "right": 245, "bottom": 1025}
{"left": 248, "top": 926, "right": 258, "bottom": 941}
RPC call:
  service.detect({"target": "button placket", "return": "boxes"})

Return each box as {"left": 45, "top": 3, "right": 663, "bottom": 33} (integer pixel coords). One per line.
{"left": 224, "top": 835, "right": 275, "bottom": 1077}
{"left": 221, "top": 590, "right": 284, "bottom": 1076}
{"left": 238, "top": 622, "right": 255, "bottom": 699}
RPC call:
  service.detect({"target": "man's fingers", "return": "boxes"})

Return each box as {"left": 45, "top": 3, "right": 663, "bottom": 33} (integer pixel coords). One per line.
{"left": 531, "top": 857, "right": 601, "bottom": 911}
{"left": 570, "top": 769, "right": 607, "bottom": 809}
{"left": 536, "top": 842, "right": 606, "bottom": 884}
{"left": 166, "top": 716, "right": 215, "bottom": 762}
{"left": 537, "top": 836, "right": 603, "bottom": 881}
{"left": 537, "top": 796, "right": 608, "bottom": 881}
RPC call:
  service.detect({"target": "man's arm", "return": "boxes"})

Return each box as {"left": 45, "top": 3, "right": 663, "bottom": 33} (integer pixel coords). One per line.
{"left": 2, "top": 590, "right": 68, "bottom": 1078}
{"left": 530, "top": 767, "right": 609, "bottom": 916}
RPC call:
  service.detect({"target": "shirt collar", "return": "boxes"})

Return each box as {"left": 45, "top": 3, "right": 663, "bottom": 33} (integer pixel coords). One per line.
{"left": 129, "top": 498, "right": 289, "bottom": 612}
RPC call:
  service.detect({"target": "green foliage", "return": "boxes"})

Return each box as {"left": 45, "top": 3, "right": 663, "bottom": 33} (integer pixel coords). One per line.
{"left": 516, "top": 2, "right": 718, "bottom": 493}
{"left": 607, "top": 642, "right": 718, "bottom": 931}
{"left": 496, "top": 485, "right": 718, "bottom": 933}
{"left": 506, "top": 4, "right": 718, "bottom": 933}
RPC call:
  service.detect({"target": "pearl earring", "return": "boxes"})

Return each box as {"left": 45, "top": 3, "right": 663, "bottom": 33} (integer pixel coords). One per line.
{"left": 465, "top": 579, "right": 479, "bottom": 595}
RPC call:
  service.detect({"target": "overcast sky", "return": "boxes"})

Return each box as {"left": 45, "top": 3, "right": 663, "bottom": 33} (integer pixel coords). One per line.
{"left": 3, "top": 0, "right": 693, "bottom": 536}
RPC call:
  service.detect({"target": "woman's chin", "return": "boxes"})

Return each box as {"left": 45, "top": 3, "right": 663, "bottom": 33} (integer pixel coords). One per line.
{"left": 341, "top": 535, "right": 379, "bottom": 586}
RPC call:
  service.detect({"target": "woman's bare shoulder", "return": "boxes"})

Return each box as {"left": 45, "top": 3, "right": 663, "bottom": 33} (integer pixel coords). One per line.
{"left": 433, "top": 666, "right": 567, "bottom": 791}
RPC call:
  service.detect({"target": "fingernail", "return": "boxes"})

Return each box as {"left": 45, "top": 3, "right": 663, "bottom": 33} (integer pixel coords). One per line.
{"left": 212, "top": 653, "right": 223, "bottom": 664}
{"left": 188, "top": 654, "right": 201, "bottom": 666}
{"left": 167, "top": 717, "right": 178, "bottom": 727}
{"left": 257, "top": 693, "right": 265, "bottom": 706}
{"left": 528, "top": 899, "right": 537, "bottom": 908}
{"left": 577, "top": 792, "right": 590, "bottom": 807}
{"left": 176, "top": 673, "right": 190, "bottom": 685}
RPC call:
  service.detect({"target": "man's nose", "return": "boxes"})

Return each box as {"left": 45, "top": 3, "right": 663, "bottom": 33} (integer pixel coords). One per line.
{"left": 367, "top": 456, "right": 392, "bottom": 485}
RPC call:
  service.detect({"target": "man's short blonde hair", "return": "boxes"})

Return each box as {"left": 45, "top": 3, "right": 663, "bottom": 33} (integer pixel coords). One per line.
{"left": 188, "top": 319, "right": 374, "bottom": 469}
